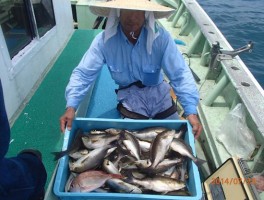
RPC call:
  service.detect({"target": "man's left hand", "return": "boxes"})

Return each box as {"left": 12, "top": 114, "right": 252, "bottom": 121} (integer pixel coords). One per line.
{"left": 186, "top": 114, "right": 203, "bottom": 139}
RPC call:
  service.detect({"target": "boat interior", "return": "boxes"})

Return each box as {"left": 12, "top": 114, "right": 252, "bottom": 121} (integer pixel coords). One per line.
{"left": 1, "top": 0, "right": 263, "bottom": 199}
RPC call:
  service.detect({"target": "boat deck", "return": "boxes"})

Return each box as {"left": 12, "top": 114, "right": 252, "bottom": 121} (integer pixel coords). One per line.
{"left": 7, "top": 29, "right": 102, "bottom": 186}
{"left": 7, "top": 29, "right": 208, "bottom": 194}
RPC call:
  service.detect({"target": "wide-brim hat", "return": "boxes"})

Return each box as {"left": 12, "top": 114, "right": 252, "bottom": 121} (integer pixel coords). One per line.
{"left": 89, "top": 0, "right": 175, "bottom": 19}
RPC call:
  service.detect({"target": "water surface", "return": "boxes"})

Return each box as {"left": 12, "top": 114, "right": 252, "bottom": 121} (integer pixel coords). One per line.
{"left": 198, "top": 0, "right": 264, "bottom": 88}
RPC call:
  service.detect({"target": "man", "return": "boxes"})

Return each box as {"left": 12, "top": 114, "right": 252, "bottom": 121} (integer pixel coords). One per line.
{"left": 0, "top": 80, "right": 47, "bottom": 200}
{"left": 60, "top": 0, "right": 202, "bottom": 138}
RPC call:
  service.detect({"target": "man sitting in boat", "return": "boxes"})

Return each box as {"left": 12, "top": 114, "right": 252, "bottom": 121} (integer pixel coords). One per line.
{"left": 0, "top": 79, "right": 47, "bottom": 200}
{"left": 60, "top": 0, "right": 202, "bottom": 139}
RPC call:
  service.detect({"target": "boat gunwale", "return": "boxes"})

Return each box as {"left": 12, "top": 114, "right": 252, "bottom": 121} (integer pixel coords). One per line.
{"left": 178, "top": 0, "right": 264, "bottom": 137}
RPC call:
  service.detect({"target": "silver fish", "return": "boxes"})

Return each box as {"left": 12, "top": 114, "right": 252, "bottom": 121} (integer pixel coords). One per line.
{"left": 162, "top": 166, "right": 176, "bottom": 178}
{"left": 149, "top": 158, "right": 182, "bottom": 174}
{"left": 106, "top": 178, "right": 142, "bottom": 194}
{"left": 134, "top": 159, "right": 151, "bottom": 169}
{"left": 170, "top": 138, "right": 206, "bottom": 166}
{"left": 126, "top": 175, "right": 186, "bottom": 193}
{"left": 105, "top": 146, "right": 117, "bottom": 158}
{"left": 103, "top": 159, "right": 121, "bottom": 175}
{"left": 105, "top": 128, "right": 123, "bottom": 135}
{"left": 149, "top": 129, "right": 175, "bottom": 169}
{"left": 138, "top": 140, "right": 151, "bottom": 152}
{"left": 70, "top": 170, "right": 123, "bottom": 192}
{"left": 69, "top": 149, "right": 89, "bottom": 160}
{"left": 121, "top": 131, "right": 141, "bottom": 160}
{"left": 82, "top": 134, "right": 119, "bottom": 149}
{"left": 131, "top": 127, "right": 168, "bottom": 142}
{"left": 89, "top": 128, "right": 122, "bottom": 135}
{"left": 137, "top": 158, "right": 182, "bottom": 174}
{"left": 69, "top": 145, "right": 112, "bottom": 173}
{"left": 89, "top": 130, "right": 107, "bottom": 134}
{"left": 123, "top": 140, "right": 141, "bottom": 160}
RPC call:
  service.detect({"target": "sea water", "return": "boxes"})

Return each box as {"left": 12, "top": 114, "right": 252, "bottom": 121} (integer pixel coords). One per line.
{"left": 197, "top": 0, "right": 264, "bottom": 88}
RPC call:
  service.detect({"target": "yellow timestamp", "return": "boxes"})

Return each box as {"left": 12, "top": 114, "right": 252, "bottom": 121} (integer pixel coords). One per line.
{"left": 211, "top": 177, "right": 256, "bottom": 185}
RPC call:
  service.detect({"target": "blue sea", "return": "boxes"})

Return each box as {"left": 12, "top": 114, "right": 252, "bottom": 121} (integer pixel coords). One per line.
{"left": 197, "top": 0, "right": 264, "bottom": 88}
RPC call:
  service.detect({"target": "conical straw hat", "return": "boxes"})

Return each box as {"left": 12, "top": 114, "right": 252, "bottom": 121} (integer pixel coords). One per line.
{"left": 89, "top": 0, "right": 175, "bottom": 19}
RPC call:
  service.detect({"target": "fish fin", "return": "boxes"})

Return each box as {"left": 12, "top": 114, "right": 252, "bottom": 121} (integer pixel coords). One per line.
{"left": 119, "top": 130, "right": 126, "bottom": 140}
{"left": 116, "top": 140, "right": 131, "bottom": 156}
{"left": 123, "top": 170, "right": 134, "bottom": 183}
{"left": 175, "top": 124, "right": 187, "bottom": 139}
{"left": 124, "top": 177, "right": 133, "bottom": 184}
{"left": 51, "top": 151, "right": 67, "bottom": 161}
{"left": 109, "top": 139, "right": 118, "bottom": 146}
{"left": 161, "top": 191, "right": 169, "bottom": 195}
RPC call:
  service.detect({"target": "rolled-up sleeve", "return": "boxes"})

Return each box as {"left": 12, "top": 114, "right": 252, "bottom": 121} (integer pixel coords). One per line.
{"left": 161, "top": 33, "right": 199, "bottom": 116}
{"left": 65, "top": 33, "right": 105, "bottom": 109}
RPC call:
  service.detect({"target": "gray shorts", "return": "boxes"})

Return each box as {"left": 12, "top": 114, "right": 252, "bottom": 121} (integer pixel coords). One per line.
{"left": 117, "top": 81, "right": 179, "bottom": 119}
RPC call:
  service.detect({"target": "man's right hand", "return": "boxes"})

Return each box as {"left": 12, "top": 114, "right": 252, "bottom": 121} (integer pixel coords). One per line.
{"left": 60, "top": 107, "right": 76, "bottom": 133}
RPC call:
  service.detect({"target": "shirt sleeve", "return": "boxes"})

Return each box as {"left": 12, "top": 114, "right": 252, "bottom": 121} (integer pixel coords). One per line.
{"left": 0, "top": 80, "right": 10, "bottom": 159}
{"left": 160, "top": 31, "right": 199, "bottom": 116}
{"left": 65, "top": 33, "right": 105, "bottom": 109}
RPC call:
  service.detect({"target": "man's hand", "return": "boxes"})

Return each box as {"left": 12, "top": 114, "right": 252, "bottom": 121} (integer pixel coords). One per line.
{"left": 186, "top": 114, "right": 202, "bottom": 139}
{"left": 60, "top": 107, "right": 76, "bottom": 133}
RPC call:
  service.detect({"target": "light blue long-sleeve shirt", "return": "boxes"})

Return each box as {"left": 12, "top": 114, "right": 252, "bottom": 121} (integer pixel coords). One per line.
{"left": 66, "top": 24, "right": 199, "bottom": 116}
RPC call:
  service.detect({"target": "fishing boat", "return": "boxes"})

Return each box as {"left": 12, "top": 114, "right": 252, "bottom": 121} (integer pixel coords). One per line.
{"left": 0, "top": 0, "right": 263, "bottom": 199}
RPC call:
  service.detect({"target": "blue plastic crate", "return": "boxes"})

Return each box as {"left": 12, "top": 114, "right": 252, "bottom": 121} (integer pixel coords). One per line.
{"left": 54, "top": 118, "right": 202, "bottom": 200}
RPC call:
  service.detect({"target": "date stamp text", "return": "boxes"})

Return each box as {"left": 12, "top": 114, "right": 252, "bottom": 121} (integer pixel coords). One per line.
{"left": 211, "top": 177, "right": 256, "bottom": 185}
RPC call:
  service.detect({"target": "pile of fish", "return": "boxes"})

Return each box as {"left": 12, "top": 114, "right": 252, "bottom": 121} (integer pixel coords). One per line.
{"left": 53, "top": 124, "right": 206, "bottom": 195}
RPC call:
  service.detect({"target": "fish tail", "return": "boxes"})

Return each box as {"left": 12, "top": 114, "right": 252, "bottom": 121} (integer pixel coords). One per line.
{"left": 194, "top": 157, "right": 207, "bottom": 167}
{"left": 179, "top": 124, "right": 187, "bottom": 132}
{"left": 51, "top": 151, "right": 66, "bottom": 161}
